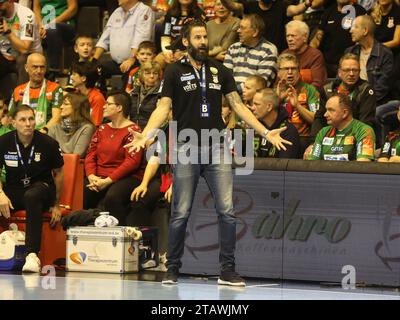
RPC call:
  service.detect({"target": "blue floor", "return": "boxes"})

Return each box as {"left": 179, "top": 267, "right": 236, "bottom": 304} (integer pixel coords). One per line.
{"left": 0, "top": 271, "right": 399, "bottom": 300}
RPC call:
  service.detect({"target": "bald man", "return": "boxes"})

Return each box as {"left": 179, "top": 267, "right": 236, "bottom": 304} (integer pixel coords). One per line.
{"left": 345, "top": 15, "right": 393, "bottom": 104}
{"left": 9, "top": 53, "right": 63, "bottom": 133}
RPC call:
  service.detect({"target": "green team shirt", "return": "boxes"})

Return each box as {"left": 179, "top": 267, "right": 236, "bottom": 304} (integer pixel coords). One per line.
{"left": 308, "top": 119, "right": 375, "bottom": 161}
{"left": 380, "top": 130, "right": 400, "bottom": 159}
{"left": 40, "top": 0, "right": 75, "bottom": 25}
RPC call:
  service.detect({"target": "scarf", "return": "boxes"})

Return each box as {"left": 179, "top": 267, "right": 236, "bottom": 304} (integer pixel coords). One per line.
{"left": 22, "top": 81, "right": 48, "bottom": 129}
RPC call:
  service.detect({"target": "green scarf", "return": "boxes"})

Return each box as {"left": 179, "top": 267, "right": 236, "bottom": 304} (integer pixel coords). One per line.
{"left": 22, "top": 81, "right": 48, "bottom": 129}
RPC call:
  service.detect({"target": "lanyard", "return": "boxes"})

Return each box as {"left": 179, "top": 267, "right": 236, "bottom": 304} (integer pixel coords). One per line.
{"left": 193, "top": 64, "right": 207, "bottom": 103}
{"left": 15, "top": 133, "right": 35, "bottom": 172}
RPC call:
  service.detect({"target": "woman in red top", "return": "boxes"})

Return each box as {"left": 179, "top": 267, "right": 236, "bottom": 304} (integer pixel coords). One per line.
{"left": 84, "top": 91, "right": 144, "bottom": 225}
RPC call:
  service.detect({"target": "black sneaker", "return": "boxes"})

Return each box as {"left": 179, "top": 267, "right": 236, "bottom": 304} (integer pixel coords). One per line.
{"left": 162, "top": 267, "right": 179, "bottom": 285}
{"left": 218, "top": 269, "right": 246, "bottom": 287}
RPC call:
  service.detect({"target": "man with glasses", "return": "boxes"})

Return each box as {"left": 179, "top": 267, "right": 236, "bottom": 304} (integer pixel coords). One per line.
{"left": 276, "top": 52, "right": 320, "bottom": 153}
{"left": 311, "top": 53, "right": 376, "bottom": 139}
{"left": 224, "top": 14, "right": 278, "bottom": 94}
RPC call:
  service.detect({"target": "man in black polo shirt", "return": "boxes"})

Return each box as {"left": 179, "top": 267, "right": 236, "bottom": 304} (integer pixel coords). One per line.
{"left": 126, "top": 20, "right": 291, "bottom": 287}
{"left": 310, "top": 0, "right": 366, "bottom": 77}
{"left": 0, "top": 104, "right": 64, "bottom": 273}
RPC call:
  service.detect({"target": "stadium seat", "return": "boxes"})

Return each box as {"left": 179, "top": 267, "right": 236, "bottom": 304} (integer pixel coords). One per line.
{"left": 0, "top": 153, "right": 84, "bottom": 267}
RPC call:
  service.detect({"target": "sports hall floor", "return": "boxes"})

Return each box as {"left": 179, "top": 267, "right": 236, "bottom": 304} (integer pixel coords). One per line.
{"left": 1, "top": 270, "right": 399, "bottom": 300}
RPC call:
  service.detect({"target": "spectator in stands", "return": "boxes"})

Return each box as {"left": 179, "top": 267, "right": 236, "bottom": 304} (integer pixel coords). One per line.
{"left": 224, "top": 14, "right": 278, "bottom": 94}
{"left": 282, "top": 20, "right": 327, "bottom": 89}
{"left": 0, "top": 104, "right": 64, "bottom": 273}
{"left": 371, "top": 0, "right": 400, "bottom": 50}
{"left": 310, "top": 0, "right": 366, "bottom": 77}
{"left": 33, "top": 0, "right": 78, "bottom": 80}
{"left": 346, "top": 14, "right": 393, "bottom": 104}
{"left": 206, "top": 0, "right": 240, "bottom": 62}
{"left": 70, "top": 61, "right": 105, "bottom": 126}
{"left": 250, "top": 88, "right": 301, "bottom": 158}
{"left": 307, "top": 93, "right": 375, "bottom": 161}
{"left": 220, "top": 0, "right": 288, "bottom": 52}
{"left": 312, "top": 53, "right": 376, "bottom": 137}
{"left": 74, "top": 34, "right": 95, "bottom": 62}
{"left": 9, "top": 53, "right": 63, "bottom": 132}
{"left": 276, "top": 52, "right": 320, "bottom": 152}
{"left": 156, "top": 0, "right": 205, "bottom": 70}
{"left": 286, "top": 0, "right": 330, "bottom": 40}
{"left": 84, "top": 91, "right": 144, "bottom": 225}
{"left": 378, "top": 107, "right": 400, "bottom": 162}
{"left": 48, "top": 92, "right": 95, "bottom": 157}
{"left": 126, "top": 41, "right": 157, "bottom": 93}
{"left": 0, "top": 0, "right": 42, "bottom": 83}
{"left": 0, "top": 95, "right": 12, "bottom": 136}
{"left": 371, "top": 0, "right": 400, "bottom": 100}
{"left": 242, "top": 74, "right": 267, "bottom": 107}
{"left": 129, "top": 61, "right": 161, "bottom": 129}
{"left": 94, "top": 0, "right": 155, "bottom": 87}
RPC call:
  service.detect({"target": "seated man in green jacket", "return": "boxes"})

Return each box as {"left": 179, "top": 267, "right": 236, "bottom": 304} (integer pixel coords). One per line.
{"left": 307, "top": 94, "right": 375, "bottom": 161}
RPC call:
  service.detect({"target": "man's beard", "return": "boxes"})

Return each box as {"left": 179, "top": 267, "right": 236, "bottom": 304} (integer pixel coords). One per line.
{"left": 188, "top": 43, "right": 208, "bottom": 62}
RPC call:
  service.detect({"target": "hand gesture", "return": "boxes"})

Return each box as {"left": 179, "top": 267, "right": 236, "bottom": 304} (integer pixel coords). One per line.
{"left": 94, "top": 177, "right": 113, "bottom": 192}
{"left": 276, "top": 79, "right": 288, "bottom": 102}
{"left": 87, "top": 174, "right": 101, "bottom": 192}
{"left": 124, "top": 127, "right": 147, "bottom": 153}
{"left": 0, "top": 192, "right": 13, "bottom": 219}
{"left": 265, "top": 127, "right": 293, "bottom": 151}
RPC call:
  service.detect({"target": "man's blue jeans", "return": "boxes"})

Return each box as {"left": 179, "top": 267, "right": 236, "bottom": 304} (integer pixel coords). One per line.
{"left": 166, "top": 143, "right": 236, "bottom": 271}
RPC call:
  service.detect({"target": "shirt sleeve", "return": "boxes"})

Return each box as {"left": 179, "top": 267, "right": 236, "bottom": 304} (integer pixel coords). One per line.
{"left": 130, "top": 7, "right": 155, "bottom": 49}
{"left": 306, "top": 85, "right": 320, "bottom": 113}
{"left": 356, "top": 125, "right": 375, "bottom": 160}
{"left": 90, "top": 92, "right": 105, "bottom": 126}
{"left": 220, "top": 63, "right": 238, "bottom": 95}
{"left": 257, "top": 45, "right": 278, "bottom": 88}
{"left": 84, "top": 129, "right": 99, "bottom": 177}
{"left": 161, "top": 64, "right": 176, "bottom": 99}
{"left": 19, "top": 11, "right": 35, "bottom": 41}
{"left": 72, "top": 124, "right": 96, "bottom": 158}
{"left": 307, "top": 128, "right": 326, "bottom": 160}
{"left": 109, "top": 125, "right": 144, "bottom": 181}
{"left": 49, "top": 138, "right": 64, "bottom": 169}
{"left": 162, "top": 12, "right": 172, "bottom": 37}
{"left": 96, "top": 19, "right": 112, "bottom": 51}
{"left": 51, "top": 85, "right": 63, "bottom": 109}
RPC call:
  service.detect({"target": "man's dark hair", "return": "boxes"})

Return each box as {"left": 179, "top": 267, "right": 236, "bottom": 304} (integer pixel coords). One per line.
{"left": 331, "top": 93, "right": 353, "bottom": 115}
{"left": 11, "top": 104, "right": 35, "bottom": 119}
{"left": 138, "top": 41, "right": 157, "bottom": 55}
{"left": 182, "top": 20, "right": 207, "bottom": 40}
{"left": 71, "top": 60, "right": 101, "bottom": 89}
{"left": 107, "top": 90, "right": 131, "bottom": 118}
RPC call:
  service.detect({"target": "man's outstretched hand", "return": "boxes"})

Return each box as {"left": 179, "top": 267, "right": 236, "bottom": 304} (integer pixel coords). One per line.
{"left": 266, "top": 127, "right": 292, "bottom": 151}
{"left": 124, "top": 128, "right": 147, "bottom": 153}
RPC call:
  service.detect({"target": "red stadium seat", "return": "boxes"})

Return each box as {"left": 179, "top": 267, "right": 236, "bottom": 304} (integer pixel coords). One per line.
{"left": 0, "top": 153, "right": 84, "bottom": 267}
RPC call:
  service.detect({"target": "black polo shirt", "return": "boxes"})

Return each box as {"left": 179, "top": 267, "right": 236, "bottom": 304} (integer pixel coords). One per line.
{"left": 0, "top": 131, "right": 64, "bottom": 189}
{"left": 161, "top": 57, "right": 237, "bottom": 137}
{"left": 319, "top": 4, "right": 366, "bottom": 66}
{"left": 240, "top": 0, "right": 288, "bottom": 52}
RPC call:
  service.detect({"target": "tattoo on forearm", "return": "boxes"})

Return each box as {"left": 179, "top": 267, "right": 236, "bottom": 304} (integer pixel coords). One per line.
{"left": 226, "top": 92, "right": 243, "bottom": 109}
